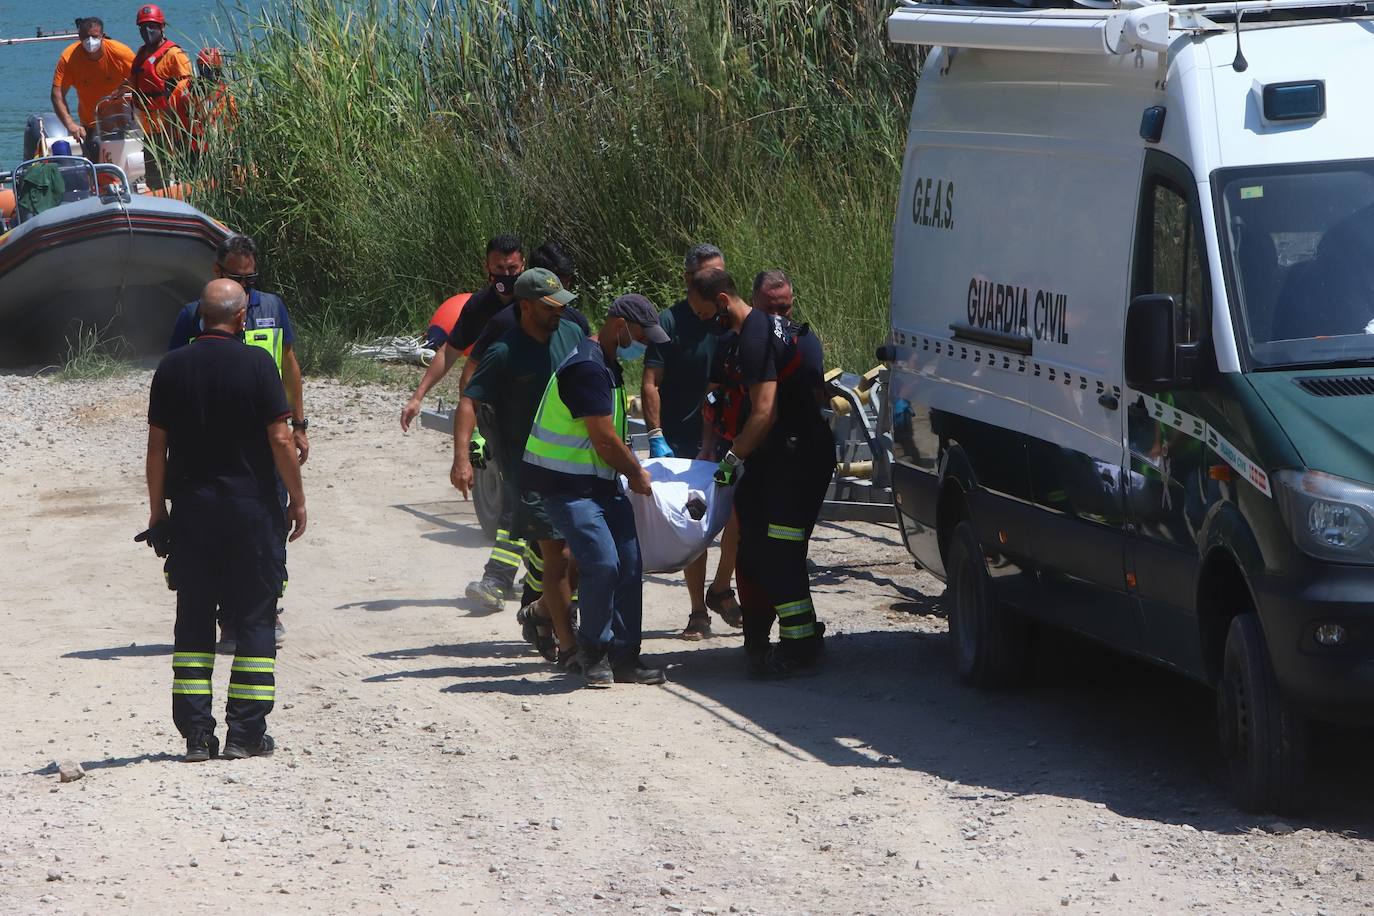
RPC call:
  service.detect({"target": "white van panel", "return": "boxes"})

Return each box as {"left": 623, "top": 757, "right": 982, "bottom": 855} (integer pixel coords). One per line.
{"left": 893, "top": 135, "right": 1140, "bottom": 463}
{"left": 1200, "top": 24, "right": 1374, "bottom": 170}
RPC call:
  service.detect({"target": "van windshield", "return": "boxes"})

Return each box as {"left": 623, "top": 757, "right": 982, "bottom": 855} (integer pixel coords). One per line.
{"left": 1216, "top": 160, "right": 1374, "bottom": 369}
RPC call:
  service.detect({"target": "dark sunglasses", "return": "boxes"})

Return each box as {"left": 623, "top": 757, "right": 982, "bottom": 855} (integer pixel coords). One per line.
{"left": 217, "top": 265, "right": 258, "bottom": 285}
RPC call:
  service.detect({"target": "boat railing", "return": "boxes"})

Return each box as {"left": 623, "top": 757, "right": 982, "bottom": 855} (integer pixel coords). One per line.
{"left": 94, "top": 164, "right": 134, "bottom": 205}
{"left": 3, "top": 156, "right": 133, "bottom": 226}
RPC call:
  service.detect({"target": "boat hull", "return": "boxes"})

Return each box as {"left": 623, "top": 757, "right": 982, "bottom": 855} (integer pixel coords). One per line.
{"left": 0, "top": 194, "right": 229, "bottom": 365}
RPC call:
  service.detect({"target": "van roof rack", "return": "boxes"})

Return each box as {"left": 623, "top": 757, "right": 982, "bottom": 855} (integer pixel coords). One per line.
{"left": 889, "top": 0, "right": 1374, "bottom": 54}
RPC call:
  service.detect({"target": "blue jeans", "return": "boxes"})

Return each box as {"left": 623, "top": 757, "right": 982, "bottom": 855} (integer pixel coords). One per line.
{"left": 542, "top": 491, "right": 643, "bottom": 663}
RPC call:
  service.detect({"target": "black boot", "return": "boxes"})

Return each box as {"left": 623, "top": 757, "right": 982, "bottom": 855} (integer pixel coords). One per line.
{"left": 223, "top": 733, "right": 275, "bottom": 759}
{"left": 183, "top": 732, "right": 220, "bottom": 763}
{"left": 580, "top": 645, "right": 614, "bottom": 689}
{"left": 742, "top": 612, "right": 772, "bottom": 677}
{"left": 613, "top": 654, "right": 666, "bottom": 685}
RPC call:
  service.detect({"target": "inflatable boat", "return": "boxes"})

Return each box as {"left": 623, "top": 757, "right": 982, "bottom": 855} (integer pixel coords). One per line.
{"left": 0, "top": 94, "right": 231, "bottom": 365}
{"left": 0, "top": 153, "right": 227, "bottom": 366}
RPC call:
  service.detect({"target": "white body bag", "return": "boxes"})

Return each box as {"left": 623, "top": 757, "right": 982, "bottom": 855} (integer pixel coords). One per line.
{"left": 621, "top": 457, "right": 736, "bottom": 574}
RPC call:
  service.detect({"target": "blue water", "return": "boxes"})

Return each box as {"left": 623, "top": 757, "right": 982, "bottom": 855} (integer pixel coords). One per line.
{"left": 0, "top": 1, "right": 262, "bottom": 170}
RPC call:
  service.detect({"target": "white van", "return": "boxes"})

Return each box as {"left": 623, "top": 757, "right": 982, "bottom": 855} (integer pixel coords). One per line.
{"left": 885, "top": 0, "right": 1374, "bottom": 812}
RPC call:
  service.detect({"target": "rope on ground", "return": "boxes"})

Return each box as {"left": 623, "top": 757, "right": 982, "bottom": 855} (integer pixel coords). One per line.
{"left": 347, "top": 336, "right": 435, "bottom": 366}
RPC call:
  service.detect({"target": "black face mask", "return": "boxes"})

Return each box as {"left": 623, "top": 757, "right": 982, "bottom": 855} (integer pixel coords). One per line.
{"left": 139, "top": 25, "right": 163, "bottom": 45}
{"left": 491, "top": 274, "right": 519, "bottom": 297}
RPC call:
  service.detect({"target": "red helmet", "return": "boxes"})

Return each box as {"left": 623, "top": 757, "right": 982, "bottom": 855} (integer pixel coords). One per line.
{"left": 197, "top": 47, "right": 224, "bottom": 69}
{"left": 136, "top": 4, "right": 166, "bottom": 26}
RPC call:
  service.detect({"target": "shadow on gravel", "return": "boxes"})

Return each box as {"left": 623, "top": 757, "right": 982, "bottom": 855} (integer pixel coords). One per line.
{"left": 813, "top": 519, "right": 905, "bottom": 549}
{"left": 337, "top": 597, "right": 465, "bottom": 613}
{"left": 369, "top": 641, "right": 533, "bottom": 661}
{"left": 365, "top": 661, "right": 550, "bottom": 684}
{"left": 32, "top": 751, "right": 179, "bottom": 775}
{"left": 63, "top": 643, "right": 173, "bottom": 660}
{"left": 365, "top": 640, "right": 584, "bottom": 696}
{"left": 649, "top": 627, "right": 1374, "bottom": 837}
{"left": 440, "top": 676, "right": 582, "bottom": 696}
{"left": 393, "top": 502, "right": 491, "bottom": 550}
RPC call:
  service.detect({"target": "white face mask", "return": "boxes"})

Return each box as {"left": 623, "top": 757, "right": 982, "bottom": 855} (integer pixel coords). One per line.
{"left": 83, "top": 37, "right": 103, "bottom": 54}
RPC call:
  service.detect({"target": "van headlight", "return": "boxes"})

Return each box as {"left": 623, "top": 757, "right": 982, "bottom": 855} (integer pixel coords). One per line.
{"left": 1275, "top": 470, "right": 1374, "bottom": 562}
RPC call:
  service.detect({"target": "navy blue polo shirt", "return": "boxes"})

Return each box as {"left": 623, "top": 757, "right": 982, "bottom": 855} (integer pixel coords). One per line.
{"left": 148, "top": 329, "right": 291, "bottom": 501}
{"left": 168, "top": 289, "right": 296, "bottom": 352}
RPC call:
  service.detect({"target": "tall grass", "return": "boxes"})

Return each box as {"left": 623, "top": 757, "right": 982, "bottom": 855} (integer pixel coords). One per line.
{"left": 183, "top": 0, "right": 920, "bottom": 372}
{"left": 57, "top": 322, "right": 132, "bottom": 380}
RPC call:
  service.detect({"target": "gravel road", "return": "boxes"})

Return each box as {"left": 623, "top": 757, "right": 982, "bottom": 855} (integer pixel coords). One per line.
{"left": 0, "top": 370, "right": 1371, "bottom": 915}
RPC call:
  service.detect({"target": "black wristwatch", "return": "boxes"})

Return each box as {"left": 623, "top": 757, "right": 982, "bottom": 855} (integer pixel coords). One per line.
{"left": 290, "top": 417, "right": 309, "bottom": 430}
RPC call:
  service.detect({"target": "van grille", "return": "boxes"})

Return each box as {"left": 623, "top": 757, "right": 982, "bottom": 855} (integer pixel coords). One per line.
{"left": 1295, "top": 375, "right": 1374, "bottom": 397}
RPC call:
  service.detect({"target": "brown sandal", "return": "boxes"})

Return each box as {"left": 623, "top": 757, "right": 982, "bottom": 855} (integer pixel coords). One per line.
{"left": 680, "top": 611, "right": 712, "bottom": 640}
{"left": 705, "top": 586, "right": 744, "bottom": 628}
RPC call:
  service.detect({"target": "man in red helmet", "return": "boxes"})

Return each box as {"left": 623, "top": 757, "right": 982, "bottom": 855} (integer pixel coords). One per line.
{"left": 123, "top": 4, "right": 192, "bottom": 188}
{"left": 186, "top": 46, "right": 237, "bottom": 158}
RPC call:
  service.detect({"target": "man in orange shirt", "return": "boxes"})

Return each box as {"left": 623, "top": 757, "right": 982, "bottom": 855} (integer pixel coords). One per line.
{"left": 50, "top": 17, "right": 136, "bottom": 157}
{"left": 126, "top": 4, "right": 192, "bottom": 189}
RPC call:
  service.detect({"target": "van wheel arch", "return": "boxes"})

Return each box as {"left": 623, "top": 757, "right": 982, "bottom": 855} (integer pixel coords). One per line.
{"left": 936, "top": 476, "right": 971, "bottom": 569}
{"left": 935, "top": 444, "right": 975, "bottom": 568}
{"left": 1196, "top": 546, "right": 1258, "bottom": 686}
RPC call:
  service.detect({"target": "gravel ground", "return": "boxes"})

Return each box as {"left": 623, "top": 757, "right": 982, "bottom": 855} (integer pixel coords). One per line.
{"left": 0, "top": 369, "right": 1371, "bottom": 915}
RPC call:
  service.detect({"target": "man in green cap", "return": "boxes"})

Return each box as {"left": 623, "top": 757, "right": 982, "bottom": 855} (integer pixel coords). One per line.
{"left": 522, "top": 294, "right": 671, "bottom": 688}
{"left": 451, "top": 268, "right": 585, "bottom": 663}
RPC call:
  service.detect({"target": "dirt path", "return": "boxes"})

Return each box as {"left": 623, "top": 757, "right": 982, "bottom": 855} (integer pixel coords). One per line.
{"left": 1, "top": 372, "right": 1371, "bottom": 915}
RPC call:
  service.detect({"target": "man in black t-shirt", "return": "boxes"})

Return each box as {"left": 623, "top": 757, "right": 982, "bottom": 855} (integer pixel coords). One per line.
{"left": 687, "top": 268, "right": 835, "bottom": 678}
{"left": 146, "top": 279, "right": 308, "bottom": 762}
{"left": 642, "top": 243, "right": 745, "bottom": 640}
{"left": 398, "top": 235, "right": 532, "bottom": 610}
{"left": 400, "top": 234, "right": 526, "bottom": 431}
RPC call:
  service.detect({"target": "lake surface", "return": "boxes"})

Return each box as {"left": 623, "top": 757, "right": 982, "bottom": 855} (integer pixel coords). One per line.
{"left": 0, "top": 1, "right": 262, "bottom": 170}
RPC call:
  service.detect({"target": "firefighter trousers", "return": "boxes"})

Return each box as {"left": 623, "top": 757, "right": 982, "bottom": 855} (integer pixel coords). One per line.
{"left": 169, "top": 494, "right": 282, "bottom": 744}
{"left": 734, "top": 438, "right": 836, "bottom": 660}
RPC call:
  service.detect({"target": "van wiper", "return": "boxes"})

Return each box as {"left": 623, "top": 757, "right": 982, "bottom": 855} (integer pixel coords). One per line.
{"left": 1258, "top": 357, "right": 1374, "bottom": 371}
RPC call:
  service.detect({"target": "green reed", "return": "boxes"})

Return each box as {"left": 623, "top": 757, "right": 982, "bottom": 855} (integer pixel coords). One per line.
{"left": 182, "top": 0, "right": 920, "bottom": 372}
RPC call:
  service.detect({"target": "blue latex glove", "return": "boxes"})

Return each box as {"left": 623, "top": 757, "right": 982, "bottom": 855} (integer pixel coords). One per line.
{"left": 648, "top": 429, "right": 674, "bottom": 459}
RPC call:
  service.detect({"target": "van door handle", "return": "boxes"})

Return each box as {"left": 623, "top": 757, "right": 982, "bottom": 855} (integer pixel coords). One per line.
{"left": 1098, "top": 393, "right": 1120, "bottom": 411}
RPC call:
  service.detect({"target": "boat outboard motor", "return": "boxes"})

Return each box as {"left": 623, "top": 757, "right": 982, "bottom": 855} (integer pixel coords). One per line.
{"left": 22, "top": 113, "right": 79, "bottom": 162}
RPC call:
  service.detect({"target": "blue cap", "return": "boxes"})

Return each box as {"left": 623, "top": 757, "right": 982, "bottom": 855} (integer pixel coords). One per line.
{"left": 50, "top": 140, "right": 72, "bottom": 156}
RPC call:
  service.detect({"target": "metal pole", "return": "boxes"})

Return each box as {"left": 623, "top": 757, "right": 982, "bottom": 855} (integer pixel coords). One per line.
{"left": 0, "top": 29, "right": 79, "bottom": 47}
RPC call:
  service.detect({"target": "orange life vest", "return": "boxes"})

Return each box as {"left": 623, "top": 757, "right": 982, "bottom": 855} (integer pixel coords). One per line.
{"left": 132, "top": 39, "right": 183, "bottom": 110}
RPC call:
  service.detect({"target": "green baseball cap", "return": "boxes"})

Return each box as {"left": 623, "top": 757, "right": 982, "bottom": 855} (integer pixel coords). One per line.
{"left": 514, "top": 268, "right": 577, "bottom": 306}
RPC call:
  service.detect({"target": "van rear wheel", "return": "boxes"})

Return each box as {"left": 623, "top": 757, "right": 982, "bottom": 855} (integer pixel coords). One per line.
{"left": 945, "top": 521, "right": 1027, "bottom": 688}
{"left": 1217, "top": 613, "right": 1308, "bottom": 814}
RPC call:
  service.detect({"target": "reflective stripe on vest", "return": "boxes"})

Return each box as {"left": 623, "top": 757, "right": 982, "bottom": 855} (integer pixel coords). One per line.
{"left": 245, "top": 327, "right": 284, "bottom": 375}
{"left": 523, "top": 365, "right": 626, "bottom": 481}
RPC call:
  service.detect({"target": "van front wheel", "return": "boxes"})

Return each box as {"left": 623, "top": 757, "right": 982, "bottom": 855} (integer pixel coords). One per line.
{"left": 945, "top": 521, "right": 1027, "bottom": 688}
{"left": 1217, "top": 613, "right": 1308, "bottom": 814}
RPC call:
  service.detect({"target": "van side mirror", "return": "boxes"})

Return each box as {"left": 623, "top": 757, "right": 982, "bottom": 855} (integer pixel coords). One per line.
{"left": 1126, "top": 293, "right": 1201, "bottom": 393}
